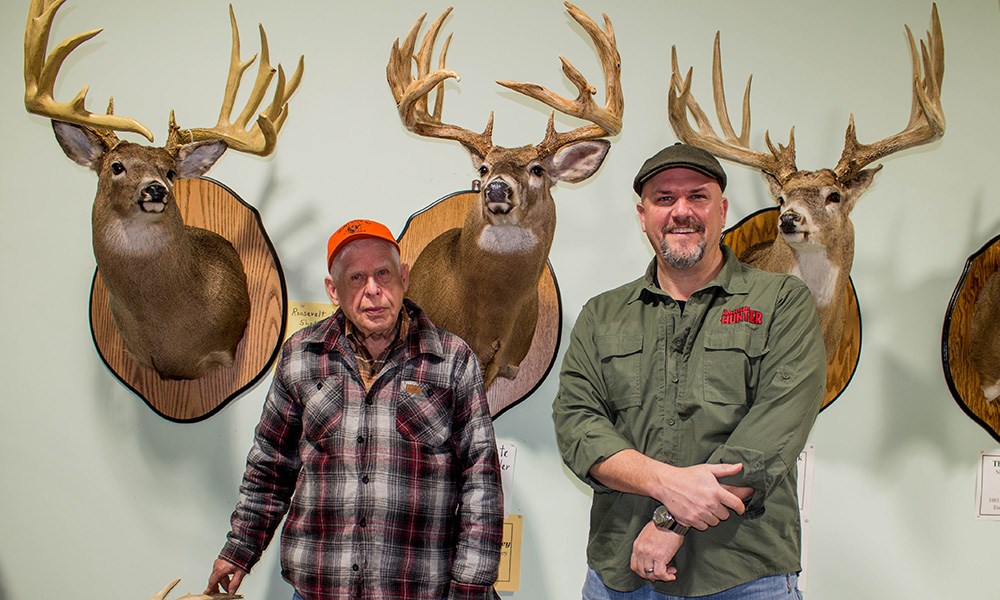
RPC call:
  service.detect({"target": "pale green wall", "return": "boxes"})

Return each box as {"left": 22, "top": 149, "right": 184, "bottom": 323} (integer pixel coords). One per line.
{"left": 1, "top": 1, "right": 997, "bottom": 598}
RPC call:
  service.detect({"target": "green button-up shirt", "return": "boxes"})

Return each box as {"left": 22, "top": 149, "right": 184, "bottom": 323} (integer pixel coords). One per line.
{"left": 553, "top": 246, "right": 826, "bottom": 596}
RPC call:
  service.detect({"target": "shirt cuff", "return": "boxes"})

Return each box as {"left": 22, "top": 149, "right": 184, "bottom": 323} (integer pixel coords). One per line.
{"left": 707, "top": 445, "right": 768, "bottom": 517}
{"left": 447, "top": 581, "right": 499, "bottom": 600}
{"left": 218, "top": 540, "right": 260, "bottom": 573}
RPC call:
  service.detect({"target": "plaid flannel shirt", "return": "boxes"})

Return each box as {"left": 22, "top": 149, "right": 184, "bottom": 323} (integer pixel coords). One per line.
{"left": 219, "top": 300, "right": 503, "bottom": 600}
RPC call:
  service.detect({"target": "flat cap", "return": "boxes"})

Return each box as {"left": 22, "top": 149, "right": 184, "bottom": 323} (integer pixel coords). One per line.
{"left": 633, "top": 142, "right": 727, "bottom": 195}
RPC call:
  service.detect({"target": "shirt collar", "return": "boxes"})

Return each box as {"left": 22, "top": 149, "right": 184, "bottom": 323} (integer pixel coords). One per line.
{"left": 629, "top": 244, "right": 751, "bottom": 304}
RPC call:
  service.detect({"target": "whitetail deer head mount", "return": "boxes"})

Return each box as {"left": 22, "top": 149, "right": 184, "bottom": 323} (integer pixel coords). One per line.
{"left": 24, "top": 0, "right": 303, "bottom": 380}
{"left": 668, "top": 4, "right": 944, "bottom": 356}
{"left": 387, "top": 2, "right": 622, "bottom": 387}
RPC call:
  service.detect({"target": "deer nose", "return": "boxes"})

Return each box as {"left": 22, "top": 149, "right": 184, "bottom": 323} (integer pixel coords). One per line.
{"left": 779, "top": 211, "right": 801, "bottom": 230}
{"left": 485, "top": 180, "right": 513, "bottom": 214}
{"left": 144, "top": 183, "right": 167, "bottom": 202}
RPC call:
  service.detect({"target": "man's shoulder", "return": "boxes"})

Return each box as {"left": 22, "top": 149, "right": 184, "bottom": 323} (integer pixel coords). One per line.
{"left": 584, "top": 274, "right": 648, "bottom": 307}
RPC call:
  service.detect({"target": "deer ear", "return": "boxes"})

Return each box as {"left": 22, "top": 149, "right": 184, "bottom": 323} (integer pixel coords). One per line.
{"left": 762, "top": 171, "right": 783, "bottom": 203}
{"left": 52, "top": 121, "right": 106, "bottom": 170}
{"left": 547, "top": 140, "right": 611, "bottom": 183}
{"left": 175, "top": 140, "right": 228, "bottom": 178}
{"left": 843, "top": 165, "right": 882, "bottom": 199}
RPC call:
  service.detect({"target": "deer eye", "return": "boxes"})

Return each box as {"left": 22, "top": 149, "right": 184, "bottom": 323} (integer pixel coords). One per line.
{"left": 165, "top": 169, "right": 176, "bottom": 182}
{"left": 777, "top": 196, "right": 786, "bottom": 206}
{"left": 530, "top": 165, "right": 544, "bottom": 176}
{"left": 111, "top": 162, "right": 125, "bottom": 175}
{"left": 479, "top": 165, "right": 489, "bottom": 176}
{"left": 827, "top": 191, "right": 842, "bottom": 203}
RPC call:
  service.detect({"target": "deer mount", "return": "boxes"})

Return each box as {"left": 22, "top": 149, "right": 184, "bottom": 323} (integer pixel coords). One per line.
{"left": 943, "top": 236, "right": 1000, "bottom": 442}
{"left": 668, "top": 4, "right": 945, "bottom": 409}
{"left": 387, "top": 2, "right": 622, "bottom": 416}
{"left": 24, "top": 0, "right": 302, "bottom": 420}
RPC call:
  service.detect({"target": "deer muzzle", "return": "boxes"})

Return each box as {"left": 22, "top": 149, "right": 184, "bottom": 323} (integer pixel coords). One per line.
{"left": 139, "top": 182, "right": 169, "bottom": 213}
{"left": 779, "top": 211, "right": 803, "bottom": 233}
{"left": 484, "top": 180, "right": 513, "bottom": 215}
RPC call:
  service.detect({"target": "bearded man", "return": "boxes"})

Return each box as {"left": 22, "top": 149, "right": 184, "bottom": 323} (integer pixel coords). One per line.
{"left": 553, "top": 143, "right": 826, "bottom": 599}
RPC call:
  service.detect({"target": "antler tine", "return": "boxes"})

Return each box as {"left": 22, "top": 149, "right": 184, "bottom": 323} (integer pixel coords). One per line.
{"left": 834, "top": 3, "right": 944, "bottom": 179}
{"left": 387, "top": 8, "right": 495, "bottom": 157}
{"left": 668, "top": 36, "right": 797, "bottom": 182}
{"left": 172, "top": 5, "right": 304, "bottom": 157}
{"left": 23, "top": 0, "right": 153, "bottom": 142}
{"left": 499, "top": 1, "right": 623, "bottom": 155}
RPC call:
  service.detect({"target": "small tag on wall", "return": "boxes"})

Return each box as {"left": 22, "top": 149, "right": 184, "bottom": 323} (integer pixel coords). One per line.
{"left": 495, "top": 514, "right": 523, "bottom": 593}
{"left": 286, "top": 301, "right": 336, "bottom": 341}
{"left": 975, "top": 449, "right": 1000, "bottom": 519}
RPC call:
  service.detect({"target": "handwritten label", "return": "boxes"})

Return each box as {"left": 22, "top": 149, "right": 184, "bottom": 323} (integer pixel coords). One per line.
{"left": 285, "top": 301, "right": 336, "bottom": 341}
{"left": 496, "top": 440, "right": 517, "bottom": 515}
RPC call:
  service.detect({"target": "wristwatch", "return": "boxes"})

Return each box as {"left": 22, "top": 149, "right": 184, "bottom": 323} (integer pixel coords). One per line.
{"left": 652, "top": 505, "right": 689, "bottom": 536}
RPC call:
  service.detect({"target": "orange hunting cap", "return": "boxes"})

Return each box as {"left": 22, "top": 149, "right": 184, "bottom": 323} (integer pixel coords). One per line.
{"left": 326, "top": 219, "right": 400, "bottom": 270}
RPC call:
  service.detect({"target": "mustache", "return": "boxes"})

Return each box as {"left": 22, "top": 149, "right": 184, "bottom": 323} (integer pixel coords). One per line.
{"left": 663, "top": 216, "right": 705, "bottom": 233}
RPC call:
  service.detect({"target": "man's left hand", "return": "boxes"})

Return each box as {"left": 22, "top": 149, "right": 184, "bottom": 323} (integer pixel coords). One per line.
{"left": 630, "top": 521, "right": 683, "bottom": 582}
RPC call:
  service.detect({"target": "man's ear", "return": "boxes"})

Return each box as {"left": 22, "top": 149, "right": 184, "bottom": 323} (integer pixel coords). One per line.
{"left": 400, "top": 262, "right": 410, "bottom": 293}
{"left": 325, "top": 274, "right": 340, "bottom": 307}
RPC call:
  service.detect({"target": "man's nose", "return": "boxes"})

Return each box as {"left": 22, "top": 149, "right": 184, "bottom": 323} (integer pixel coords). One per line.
{"left": 672, "top": 197, "right": 695, "bottom": 215}
{"left": 364, "top": 277, "right": 381, "bottom": 295}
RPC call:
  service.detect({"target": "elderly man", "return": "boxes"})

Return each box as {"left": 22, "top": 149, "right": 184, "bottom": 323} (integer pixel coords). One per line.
{"left": 206, "top": 219, "right": 503, "bottom": 600}
{"left": 553, "top": 144, "right": 826, "bottom": 599}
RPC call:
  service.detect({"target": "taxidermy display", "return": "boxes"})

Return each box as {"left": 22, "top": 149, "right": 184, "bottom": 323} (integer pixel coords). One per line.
{"left": 152, "top": 579, "right": 241, "bottom": 600}
{"left": 668, "top": 4, "right": 944, "bottom": 361}
{"left": 387, "top": 2, "right": 622, "bottom": 388}
{"left": 971, "top": 270, "right": 1000, "bottom": 401}
{"left": 24, "top": 0, "right": 302, "bottom": 380}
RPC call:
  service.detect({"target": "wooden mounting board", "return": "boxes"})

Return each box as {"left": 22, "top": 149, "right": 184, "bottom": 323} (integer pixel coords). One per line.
{"left": 397, "top": 191, "right": 561, "bottom": 419}
{"left": 90, "top": 177, "right": 286, "bottom": 422}
{"left": 943, "top": 234, "right": 1000, "bottom": 442}
{"left": 724, "top": 207, "right": 862, "bottom": 411}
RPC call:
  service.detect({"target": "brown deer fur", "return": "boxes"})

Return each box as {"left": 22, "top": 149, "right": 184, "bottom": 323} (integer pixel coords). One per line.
{"left": 971, "top": 271, "right": 1000, "bottom": 401}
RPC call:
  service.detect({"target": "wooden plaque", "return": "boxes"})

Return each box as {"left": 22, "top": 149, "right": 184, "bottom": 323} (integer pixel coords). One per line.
{"left": 90, "top": 177, "right": 287, "bottom": 422}
{"left": 397, "top": 191, "right": 561, "bottom": 419}
{"left": 724, "top": 207, "right": 861, "bottom": 411}
{"left": 943, "top": 235, "right": 1000, "bottom": 442}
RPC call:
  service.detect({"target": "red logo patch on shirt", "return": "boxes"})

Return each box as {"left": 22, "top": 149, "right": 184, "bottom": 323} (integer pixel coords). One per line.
{"left": 721, "top": 306, "right": 763, "bottom": 325}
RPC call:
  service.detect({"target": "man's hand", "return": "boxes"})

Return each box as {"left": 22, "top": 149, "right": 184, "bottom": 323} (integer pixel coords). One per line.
{"left": 657, "top": 463, "right": 746, "bottom": 530}
{"left": 630, "top": 521, "right": 682, "bottom": 582}
{"left": 205, "top": 559, "right": 247, "bottom": 596}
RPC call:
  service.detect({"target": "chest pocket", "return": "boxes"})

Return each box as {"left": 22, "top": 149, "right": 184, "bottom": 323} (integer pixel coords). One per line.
{"left": 395, "top": 382, "right": 453, "bottom": 449}
{"left": 301, "top": 379, "right": 346, "bottom": 446}
{"left": 596, "top": 334, "right": 643, "bottom": 413}
{"left": 702, "top": 326, "right": 769, "bottom": 407}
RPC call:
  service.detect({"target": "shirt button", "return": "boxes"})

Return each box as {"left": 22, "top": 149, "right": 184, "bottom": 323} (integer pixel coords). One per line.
{"left": 362, "top": 475, "right": 370, "bottom": 484}
{"left": 352, "top": 564, "right": 360, "bottom": 572}
{"left": 359, "top": 518, "right": 367, "bottom": 527}
{"left": 668, "top": 419, "right": 676, "bottom": 426}
{"left": 365, "top": 398, "right": 374, "bottom": 405}
{"left": 356, "top": 436, "right": 364, "bottom": 444}
{"left": 673, "top": 340, "right": 683, "bottom": 351}
{"left": 781, "top": 372, "right": 791, "bottom": 380}
{"left": 316, "top": 382, "right": 323, "bottom": 389}
{"left": 671, "top": 376, "right": 678, "bottom": 383}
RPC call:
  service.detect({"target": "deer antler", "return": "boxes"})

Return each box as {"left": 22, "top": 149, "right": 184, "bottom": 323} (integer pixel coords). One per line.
{"left": 668, "top": 33, "right": 798, "bottom": 184}
{"left": 833, "top": 4, "right": 944, "bottom": 179}
{"left": 23, "top": 0, "right": 154, "bottom": 143}
{"left": 169, "top": 5, "right": 304, "bottom": 157}
{"left": 387, "top": 7, "right": 495, "bottom": 157}
{"left": 497, "top": 1, "right": 624, "bottom": 155}
{"left": 150, "top": 579, "right": 242, "bottom": 600}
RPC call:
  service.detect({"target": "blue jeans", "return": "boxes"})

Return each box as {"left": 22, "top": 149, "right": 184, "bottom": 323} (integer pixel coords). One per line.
{"left": 583, "top": 566, "right": 803, "bottom": 600}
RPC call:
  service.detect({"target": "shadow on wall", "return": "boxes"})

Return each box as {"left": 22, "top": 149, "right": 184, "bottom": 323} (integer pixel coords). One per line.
{"left": 0, "top": 560, "right": 8, "bottom": 600}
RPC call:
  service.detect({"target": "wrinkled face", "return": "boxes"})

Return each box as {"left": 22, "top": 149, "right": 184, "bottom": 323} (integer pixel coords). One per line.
{"left": 637, "top": 167, "right": 727, "bottom": 270}
{"left": 325, "top": 238, "right": 410, "bottom": 339}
